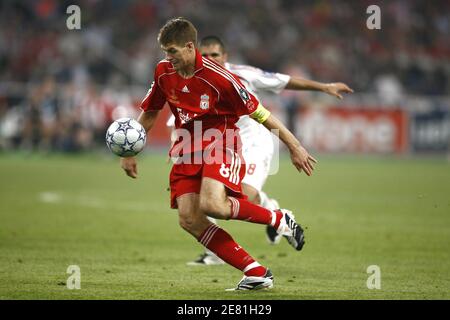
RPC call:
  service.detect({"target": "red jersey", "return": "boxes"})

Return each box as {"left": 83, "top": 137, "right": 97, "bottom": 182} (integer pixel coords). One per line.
{"left": 140, "top": 49, "right": 259, "bottom": 156}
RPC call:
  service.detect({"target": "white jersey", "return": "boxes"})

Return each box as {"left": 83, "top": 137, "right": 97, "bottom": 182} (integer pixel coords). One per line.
{"left": 225, "top": 62, "right": 290, "bottom": 143}
{"left": 226, "top": 63, "right": 290, "bottom": 190}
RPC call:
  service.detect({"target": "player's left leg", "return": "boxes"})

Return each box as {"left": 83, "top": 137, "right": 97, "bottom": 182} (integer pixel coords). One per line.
{"left": 199, "top": 146, "right": 273, "bottom": 226}
{"left": 199, "top": 177, "right": 276, "bottom": 224}
{"left": 242, "top": 183, "right": 283, "bottom": 245}
{"left": 199, "top": 176, "right": 304, "bottom": 251}
{"left": 201, "top": 145, "right": 305, "bottom": 250}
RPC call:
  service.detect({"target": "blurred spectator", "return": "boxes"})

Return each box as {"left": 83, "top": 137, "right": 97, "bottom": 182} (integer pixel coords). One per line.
{"left": 0, "top": 0, "right": 448, "bottom": 92}
{"left": 0, "top": 0, "right": 448, "bottom": 152}
{"left": 374, "top": 74, "right": 404, "bottom": 105}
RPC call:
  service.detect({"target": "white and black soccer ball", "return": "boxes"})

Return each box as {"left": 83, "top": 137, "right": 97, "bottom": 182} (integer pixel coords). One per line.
{"left": 105, "top": 118, "right": 146, "bottom": 157}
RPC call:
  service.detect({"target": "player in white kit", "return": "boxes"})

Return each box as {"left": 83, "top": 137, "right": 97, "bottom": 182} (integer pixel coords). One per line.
{"left": 167, "top": 36, "right": 353, "bottom": 265}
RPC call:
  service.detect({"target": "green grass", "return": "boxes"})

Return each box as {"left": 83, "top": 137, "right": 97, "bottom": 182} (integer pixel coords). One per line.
{"left": 0, "top": 152, "right": 449, "bottom": 299}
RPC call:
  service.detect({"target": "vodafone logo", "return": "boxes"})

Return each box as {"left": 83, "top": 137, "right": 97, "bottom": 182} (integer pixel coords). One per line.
{"left": 297, "top": 108, "right": 407, "bottom": 153}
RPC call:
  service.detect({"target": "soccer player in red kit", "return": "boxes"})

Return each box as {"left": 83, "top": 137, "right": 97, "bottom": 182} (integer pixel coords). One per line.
{"left": 120, "top": 17, "right": 317, "bottom": 290}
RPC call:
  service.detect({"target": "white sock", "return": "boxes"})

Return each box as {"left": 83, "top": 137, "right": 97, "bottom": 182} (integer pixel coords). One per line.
{"left": 259, "top": 191, "right": 278, "bottom": 210}
{"left": 207, "top": 216, "right": 217, "bottom": 224}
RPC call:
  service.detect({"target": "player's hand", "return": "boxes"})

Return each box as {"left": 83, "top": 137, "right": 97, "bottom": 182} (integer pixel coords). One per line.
{"left": 121, "top": 157, "right": 138, "bottom": 179}
{"left": 289, "top": 144, "right": 317, "bottom": 176}
{"left": 323, "top": 83, "right": 354, "bottom": 100}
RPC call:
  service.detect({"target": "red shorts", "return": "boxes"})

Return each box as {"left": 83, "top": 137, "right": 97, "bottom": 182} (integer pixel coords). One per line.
{"left": 169, "top": 148, "right": 247, "bottom": 208}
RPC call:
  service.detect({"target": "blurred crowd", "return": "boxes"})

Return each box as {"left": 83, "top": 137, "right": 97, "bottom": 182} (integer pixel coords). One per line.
{"left": 0, "top": 0, "right": 448, "bottom": 152}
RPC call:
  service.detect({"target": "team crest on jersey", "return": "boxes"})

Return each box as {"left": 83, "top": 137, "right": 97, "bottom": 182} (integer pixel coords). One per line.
{"left": 200, "top": 94, "right": 210, "bottom": 110}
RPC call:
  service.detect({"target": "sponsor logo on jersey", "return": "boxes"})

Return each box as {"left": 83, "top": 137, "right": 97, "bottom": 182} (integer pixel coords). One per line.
{"left": 200, "top": 94, "right": 210, "bottom": 110}
{"left": 182, "top": 85, "right": 190, "bottom": 93}
{"left": 177, "top": 108, "right": 197, "bottom": 124}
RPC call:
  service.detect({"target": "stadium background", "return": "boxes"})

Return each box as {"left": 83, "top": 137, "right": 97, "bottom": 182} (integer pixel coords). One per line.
{"left": 0, "top": 0, "right": 449, "bottom": 300}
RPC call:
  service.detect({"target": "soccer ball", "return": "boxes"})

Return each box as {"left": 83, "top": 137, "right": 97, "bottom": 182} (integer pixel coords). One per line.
{"left": 105, "top": 118, "right": 146, "bottom": 157}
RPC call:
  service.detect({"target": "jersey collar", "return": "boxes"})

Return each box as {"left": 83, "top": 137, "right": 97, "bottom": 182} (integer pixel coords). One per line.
{"left": 194, "top": 49, "right": 204, "bottom": 73}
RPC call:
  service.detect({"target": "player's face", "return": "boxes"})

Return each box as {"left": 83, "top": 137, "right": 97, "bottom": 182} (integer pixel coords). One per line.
{"left": 161, "top": 42, "right": 194, "bottom": 71}
{"left": 200, "top": 44, "right": 227, "bottom": 66}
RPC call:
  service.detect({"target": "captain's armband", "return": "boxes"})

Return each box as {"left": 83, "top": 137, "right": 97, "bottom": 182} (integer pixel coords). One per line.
{"left": 250, "top": 104, "right": 271, "bottom": 123}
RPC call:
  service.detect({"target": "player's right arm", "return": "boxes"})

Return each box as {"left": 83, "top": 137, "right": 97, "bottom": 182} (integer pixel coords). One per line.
{"left": 231, "top": 64, "right": 353, "bottom": 99}
{"left": 121, "top": 110, "right": 160, "bottom": 179}
{"left": 138, "top": 110, "right": 161, "bottom": 132}
{"left": 121, "top": 64, "right": 167, "bottom": 179}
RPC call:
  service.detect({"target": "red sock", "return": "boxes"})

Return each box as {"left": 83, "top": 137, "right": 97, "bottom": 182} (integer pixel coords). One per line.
{"left": 198, "top": 224, "right": 267, "bottom": 277}
{"left": 229, "top": 197, "right": 283, "bottom": 229}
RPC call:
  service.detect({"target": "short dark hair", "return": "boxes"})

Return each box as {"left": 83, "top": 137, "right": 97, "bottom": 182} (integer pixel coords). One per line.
{"left": 158, "top": 17, "right": 197, "bottom": 46}
{"left": 200, "top": 35, "right": 226, "bottom": 53}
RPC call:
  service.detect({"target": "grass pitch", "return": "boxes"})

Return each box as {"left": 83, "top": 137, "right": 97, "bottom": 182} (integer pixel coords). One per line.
{"left": 0, "top": 152, "right": 449, "bottom": 300}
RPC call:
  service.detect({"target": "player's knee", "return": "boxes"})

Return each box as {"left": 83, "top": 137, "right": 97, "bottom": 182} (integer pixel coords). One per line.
{"left": 199, "top": 196, "right": 228, "bottom": 219}
{"left": 178, "top": 213, "right": 197, "bottom": 233}
{"left": 178, "top": 210, "right": 212, "bottom": 239}
{"left": 177, "top": 204, "right": 193, "bottom": 228}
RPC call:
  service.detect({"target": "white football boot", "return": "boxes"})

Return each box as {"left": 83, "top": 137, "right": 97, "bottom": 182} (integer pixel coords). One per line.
{"left": 274, "top": 209, "right": 305, "bottom": 251}
{"left": 226, "top": 269, "right": 274, "bottom": 291}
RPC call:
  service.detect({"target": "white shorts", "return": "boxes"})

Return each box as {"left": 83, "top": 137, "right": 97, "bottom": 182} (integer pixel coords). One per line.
{"left": 241, "top": 134, "right": 274, "bottom": 192}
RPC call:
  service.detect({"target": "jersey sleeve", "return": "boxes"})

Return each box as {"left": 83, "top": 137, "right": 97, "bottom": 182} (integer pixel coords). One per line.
{"left": 139, "top": 67, "right": 166, "bottom": 112}
{"left": 221, "top": 72, "right": 260, "bottom": 116}
{"left": 230, "top": 64, "right": 290, "bottom": 94}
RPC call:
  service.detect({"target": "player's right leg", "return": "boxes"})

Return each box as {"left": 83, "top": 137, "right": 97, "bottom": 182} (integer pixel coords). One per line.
{"left": 176, "top": 193, "right": 211, "bottom": 239}
{"left": 186, "top": 216, "right": 225, "bottom": 266}
{"left": 176, "top": 193, "right": 273, "bottom": 290}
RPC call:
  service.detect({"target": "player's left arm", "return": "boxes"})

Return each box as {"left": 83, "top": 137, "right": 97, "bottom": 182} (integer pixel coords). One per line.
{"left": 285, "top": 77, "right": 354, "bottom": 99}
{"left": 250, "top": 104, "right": 317, "bottom": 176}
{"left": 224, "top": 69, "right": 315, "bottom": 175}
{"left": 225, "top": 72, "right": 316, "bottom": 175}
